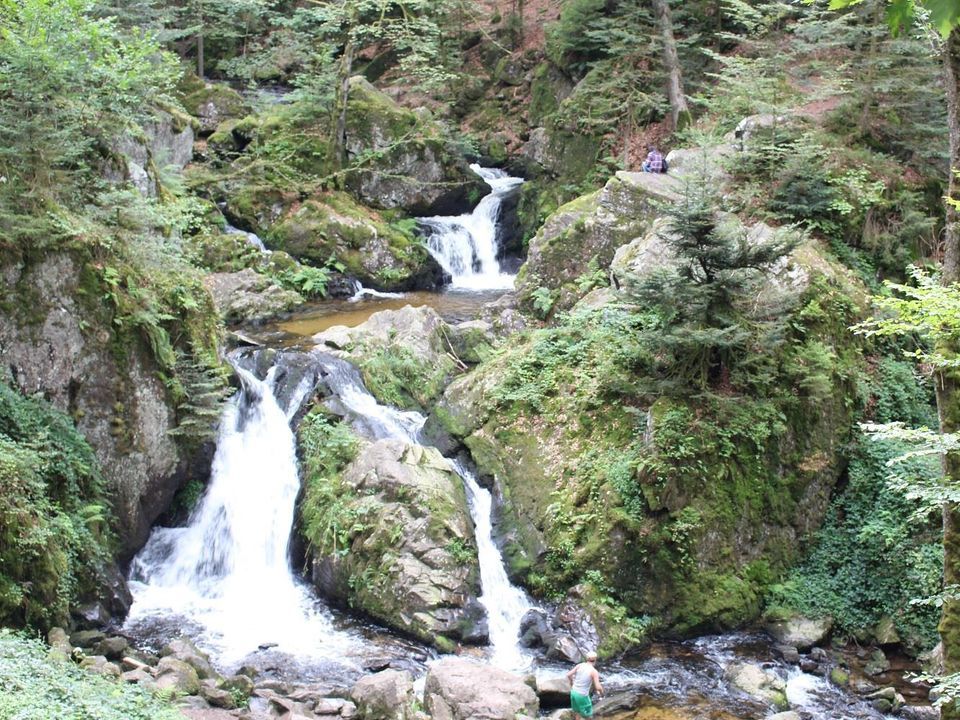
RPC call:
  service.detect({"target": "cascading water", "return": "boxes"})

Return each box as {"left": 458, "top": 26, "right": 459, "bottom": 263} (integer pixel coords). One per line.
{"left": 224, "top": 222, "right": 269, "bottom": 253}
{"left": 318, "top": 354, "right": 534, "bottom": 671}
{"left": 453, "top": 459, "right": 532, "bottom": 670}
{"left": 125, "top": 365, "right": 359, "bottom": 668}
{"left": 418, "top": 165, "right": 523, "bottom": 291}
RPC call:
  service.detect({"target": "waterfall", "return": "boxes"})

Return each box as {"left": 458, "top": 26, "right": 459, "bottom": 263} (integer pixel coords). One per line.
{"left": 224, "top": 222, "right": 269, "bottom": 253}
{"left": 453, "top": 460, "right": 533, "bottom": 670}
{"left": 418, "top": 165, "right": 523, "bottom": 291}
{"left": 318, "top": 353, "right": 534, "bottom": 670}
{"left": 125, "top": 365, "right": 358, "bottom": 666}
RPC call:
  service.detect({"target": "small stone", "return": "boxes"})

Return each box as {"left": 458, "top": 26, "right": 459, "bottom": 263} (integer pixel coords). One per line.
{"left": 199, "top": 683, "right": 237, "bottom": 709}
{"left": 773, "top": 644, "right": 800, "bottom": 664}
{"left": 829, "top": 667, "right": 849, "bottom": 687}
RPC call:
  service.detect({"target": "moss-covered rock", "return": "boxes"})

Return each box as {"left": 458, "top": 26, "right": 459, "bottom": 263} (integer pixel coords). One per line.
{"left": 517, "top": 171, "right": 681, "bottom": 310}
{"left": 302, "top": 436, "right": 481, "bottom": 649}
{"left": 180, "top": 80, "right": 250, "bottom": 136}
{"left": 314, "top": 305, "right": 458, "bottom": 411}
{"left": 268, "top": 191, "right": 444, "bottom": 291}
{"left": 344, "top": 77, "right": 486, "bottom": 215}
{"left": 431, "top": 236, "right": 868, "bottom": 647}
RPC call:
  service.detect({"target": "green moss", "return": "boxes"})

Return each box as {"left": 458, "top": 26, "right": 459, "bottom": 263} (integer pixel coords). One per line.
{"left": 357, "top": 344, "right": 454, "bottom": 411}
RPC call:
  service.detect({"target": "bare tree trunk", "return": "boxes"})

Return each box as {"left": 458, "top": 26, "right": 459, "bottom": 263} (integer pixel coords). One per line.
{"left": 331, "top": 33, "right": 356, "bottom": 175}
{"left": 197, "top": 32, "right": 204, "bottom": 78}
{"left": 939, "top": 28, "right": 960, "bottom": 720}
{"left": 651, "top": 0, "right": 691, "bottom": 131}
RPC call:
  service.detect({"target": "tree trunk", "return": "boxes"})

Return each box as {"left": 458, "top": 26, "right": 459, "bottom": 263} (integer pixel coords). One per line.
{"left": 939, "top": 27, "right": 960, "bottom": 720}
{"left": 331, "top": 32, "right": 356, "bottom": 175}
{"left": 196, "top": 32, "right": 204, "bottom": 79}
{"left": 651, "top": 0, "right": 691, "bottom": 131}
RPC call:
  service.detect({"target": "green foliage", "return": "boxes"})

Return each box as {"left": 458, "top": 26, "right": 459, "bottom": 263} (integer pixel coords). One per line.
{"left": 768, "top": 434, "right": 941, "bottom": 650}
{"left": 298, "top": 412, "right": 363, "bottom": 558}
{"left": 275, "top": 264, "right": 331, "bottom": 299}
{"left": 0, "top": 0, "right": 180, "bottom": 239}
{"left": 0, "top": 629, "right": 183, "bottom": 720}
{"left": 0, "top": 382, "right": 111, "bottom": 630}
{"left": 626, "top": 179, "right": 798, "bottom": 393}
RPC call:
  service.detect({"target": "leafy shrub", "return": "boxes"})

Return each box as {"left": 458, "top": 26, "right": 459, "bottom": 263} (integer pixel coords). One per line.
{"left": 0, "top": 629, "right": 182, "bottom": 720}
{"left": 0, "top": 382, "right": 111, "bottom": 630}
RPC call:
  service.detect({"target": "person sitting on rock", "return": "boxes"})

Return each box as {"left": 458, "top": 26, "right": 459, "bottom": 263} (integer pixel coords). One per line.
{"left": 641, "top": 145, "right": 668, "bottom": 173}
{"left": 567, "top": 650, "right": 603, "bottom": 719}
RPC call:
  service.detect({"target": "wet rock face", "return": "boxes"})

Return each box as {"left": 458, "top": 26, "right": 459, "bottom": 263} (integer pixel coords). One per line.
{"left": 0, "top": 253, "right": 183, "bottom": 561}
{"left": 723, "top": 662, "right": 789, "bottom": 710}
{"left": 424, "top": 657, "right": 539, "bottom": 720}
{"left": 306, "top": 439, "right": 482, "bottom": 650}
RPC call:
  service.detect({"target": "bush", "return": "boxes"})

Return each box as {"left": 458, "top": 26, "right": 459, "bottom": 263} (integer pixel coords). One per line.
{"left": 0, "top": 629, "right": 183, "bottom": 720}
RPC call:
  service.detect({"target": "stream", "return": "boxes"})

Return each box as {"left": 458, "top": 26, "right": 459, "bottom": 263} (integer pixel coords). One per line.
{"left": 122, "top": 167, "right": 920, "bottom": 718}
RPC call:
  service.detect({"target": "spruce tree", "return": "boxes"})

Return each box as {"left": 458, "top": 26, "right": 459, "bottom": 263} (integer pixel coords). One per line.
{"left": 628, "top": 179, "right": 797, "bottom": 394}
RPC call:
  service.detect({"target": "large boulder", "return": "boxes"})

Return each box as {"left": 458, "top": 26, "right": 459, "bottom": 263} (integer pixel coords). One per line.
{"left": 180, "top": 79, "right": 250, "bottom": 136}
{"left": 516, "top": 171, "right": 681, "bottom": 309}
{"left": 268, "top": 191, "right": 444, "bottom": 292}
{"left": 106, "top": 110, "right": 196, "bottom": 197}
{"left": 350, "top": 669, "right": 416, "bottom": 720}
{"left": 424, "top": 658, "right": 539, "bottom": 720}
{"left": 305, "top": 439, "right": 481, "bottom": 650}
{"left": 765, "top": 615, "right": 833, "bottom": 650}
{"left": 314, "top": 305, "right": 457, "bottom": 411}
{"left": 344, "top": 77, "right": 486, "bottom": 216}
{"left": 203, "top": 268, "right": 304, "bottom": 325}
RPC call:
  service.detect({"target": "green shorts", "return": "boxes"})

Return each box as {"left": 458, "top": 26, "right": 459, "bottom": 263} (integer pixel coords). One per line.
{"left": 570, "top": 690, "right": 593, "bottom": 717}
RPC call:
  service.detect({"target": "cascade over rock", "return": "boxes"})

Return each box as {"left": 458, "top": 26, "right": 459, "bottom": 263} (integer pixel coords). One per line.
{"left": 0, "top": 253, "right": 192, "bottom": 560}
{"left": 307, "top": 439, "right": 482, "bottom": 650}
{"left": 429, "top": 174, "right": 869, "bottom": 647}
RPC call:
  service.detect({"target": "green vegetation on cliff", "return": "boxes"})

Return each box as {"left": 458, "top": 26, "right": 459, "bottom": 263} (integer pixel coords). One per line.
{"left": 0, "top": 383, "right": 110, "bottom": 630}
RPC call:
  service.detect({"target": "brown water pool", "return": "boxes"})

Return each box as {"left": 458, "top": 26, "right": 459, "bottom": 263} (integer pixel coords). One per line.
{"left": 266, "top": 289, "right": 507, "bottom": 343}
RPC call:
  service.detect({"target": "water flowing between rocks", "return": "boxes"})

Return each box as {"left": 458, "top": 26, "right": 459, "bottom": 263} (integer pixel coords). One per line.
{"left": 123, "top": 168, "right": 911, "bottom": 718}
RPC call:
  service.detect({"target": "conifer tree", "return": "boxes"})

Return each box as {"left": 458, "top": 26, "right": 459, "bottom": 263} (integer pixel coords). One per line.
{"left": 627, "top": 179, "right": 796, "bottom": 394}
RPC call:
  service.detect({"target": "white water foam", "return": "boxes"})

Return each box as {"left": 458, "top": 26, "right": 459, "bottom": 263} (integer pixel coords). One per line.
{"left": 125, "top": 366, "right": 359, "bottom": 668}
{"left": 418, "top": 165, "right": 523, "bottom": 291}
{"left": 454, "top": 460, "right": 533, "bottom": 671}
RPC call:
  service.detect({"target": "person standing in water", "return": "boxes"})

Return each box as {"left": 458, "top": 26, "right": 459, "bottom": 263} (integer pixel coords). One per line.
{"left": 567, "top": 650, "right": 603, "bottom": 719}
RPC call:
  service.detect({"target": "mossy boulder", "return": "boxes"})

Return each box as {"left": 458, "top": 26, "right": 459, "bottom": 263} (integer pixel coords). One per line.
{"left": 202, "top": 268, "right": 304, "bottom": 325}
{"left": 304, "top": 439, "right": 481, "bottom": 650}
{"left": 343, "top": 77, "right": 486, "bottom": 216}
{"left": 180, "top": 80, "right": 250, "bottom": 136}
{"left": 520, "top": 125, "right": 600, "bottom": 183}
{"left": 314, "top": 305, "right": 458, "bottom": 411}
{"left": 268, "top": 191, "right": 444, "bottom": 291}
{"left": 431, "top": 236, "right": 868, "bottom": 645}
{"left": 517, "top": 171, "right": 681, "bottom": 310}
